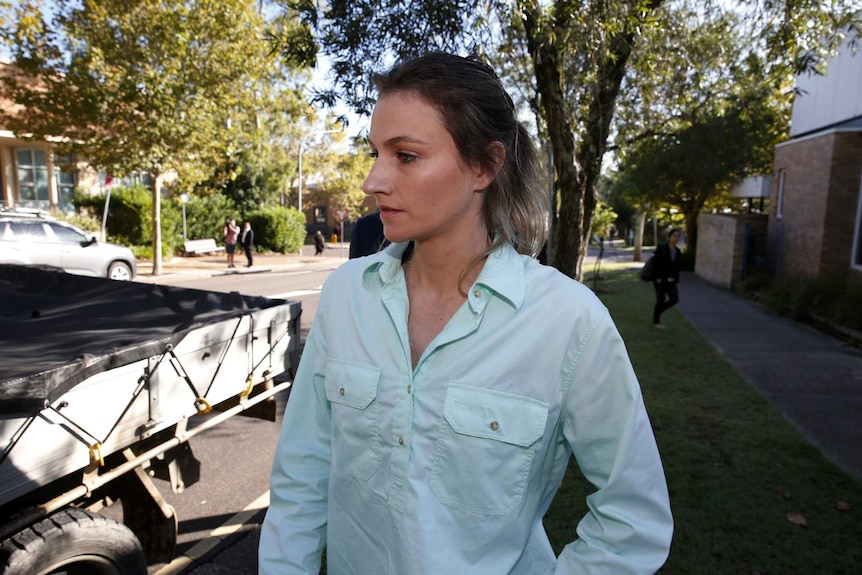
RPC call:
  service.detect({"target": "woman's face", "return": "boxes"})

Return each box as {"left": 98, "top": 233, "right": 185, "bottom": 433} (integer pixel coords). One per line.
{"left": 362, "top": 91, "right": 494, "bottom": 246}
{"left": 669, "top": 231, "right": 680, "bottom": 246}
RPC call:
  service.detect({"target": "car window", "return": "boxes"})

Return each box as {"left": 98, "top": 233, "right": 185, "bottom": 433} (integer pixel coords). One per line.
{"left": 9, "top": 221, "right": 50, "bottom": 241}
{"left": 49, "top": 223, "right": 88, "bottom": 243}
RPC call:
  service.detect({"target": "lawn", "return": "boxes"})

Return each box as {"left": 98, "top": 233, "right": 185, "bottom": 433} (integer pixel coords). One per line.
{"left": 543, "top": 268, "right": 862, "bottom": 574}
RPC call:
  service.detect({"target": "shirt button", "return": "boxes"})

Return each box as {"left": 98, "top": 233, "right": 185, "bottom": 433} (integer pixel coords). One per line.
{"left": 339, "top": 387, "right": 345, "bottom": 396}
{"left": 490, "top": 421, "right": 499, "bottom": 431}
{"left": 398, "top": 436, "right": 405, "bottom": 446}
{"left": 473, "top": 289, "right": 482, "bottom": 298}
{"left": 407, "top": 385, "right": 412, "bottom": 394}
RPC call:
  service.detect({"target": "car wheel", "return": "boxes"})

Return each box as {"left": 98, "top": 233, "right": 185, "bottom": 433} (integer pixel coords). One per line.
{"left": 0, "top": 509, "right": 147, "bottom": 575}
{"left": 108, "top": 261, "right": 132, "bottom": 281}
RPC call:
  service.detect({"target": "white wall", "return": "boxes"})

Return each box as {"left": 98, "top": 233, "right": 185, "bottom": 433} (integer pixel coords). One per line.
{"left": 790, "top": 39, "right": 862, "bottom": 137}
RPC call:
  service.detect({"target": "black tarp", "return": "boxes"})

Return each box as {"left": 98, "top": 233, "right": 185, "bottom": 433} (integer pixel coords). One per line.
{"left": 0, "top": 264, "right": 298, "bottom": 415}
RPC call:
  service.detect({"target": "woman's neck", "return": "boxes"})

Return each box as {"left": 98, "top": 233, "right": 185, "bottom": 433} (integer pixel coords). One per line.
{"left": 407, "top": 231, "right": 490, "bottom": 297}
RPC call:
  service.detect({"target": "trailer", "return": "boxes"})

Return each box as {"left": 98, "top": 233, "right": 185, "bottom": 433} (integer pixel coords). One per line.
{"left": 0, "top": 264, "right": 301, "bottom": 574}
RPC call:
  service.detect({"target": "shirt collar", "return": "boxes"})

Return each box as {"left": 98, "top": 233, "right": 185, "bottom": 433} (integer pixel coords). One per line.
{"left": 360, "top": 241, "right": 525, "bottom": 311}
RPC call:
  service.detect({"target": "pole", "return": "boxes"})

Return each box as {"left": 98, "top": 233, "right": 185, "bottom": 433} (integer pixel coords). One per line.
{"left": 100, "top": 187, "right": 112, "bottom": 242}
{"left": 297, "top": 136, "right": 306, "bottom": 213}
{"left": 180, "top": 193, "right": 189, "bottom": 241}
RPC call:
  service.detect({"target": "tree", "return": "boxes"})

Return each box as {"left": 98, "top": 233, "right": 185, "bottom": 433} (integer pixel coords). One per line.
{"left": 0, "top": 0, "right": 282, "bottom": 274}
{"left": 305, "top": 136, "right": 375, "bottom": 220}
{"left": 275, "top": 0, "right": 861, "bottom": 281}
{"left": 616, "top": 87, "right": 782, "bottom": 254}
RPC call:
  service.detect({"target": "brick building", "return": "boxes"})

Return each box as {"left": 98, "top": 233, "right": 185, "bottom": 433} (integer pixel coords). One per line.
{"left": 0, "top": 61, "right": 108, "bottom": 212}
{"left": 767, "top": 37, "right": 862, "bottom": 282}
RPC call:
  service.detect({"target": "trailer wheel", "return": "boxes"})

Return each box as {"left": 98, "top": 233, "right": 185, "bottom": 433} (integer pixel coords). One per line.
{"left": 0, "top": 509, "right": 147, "bottom": 575}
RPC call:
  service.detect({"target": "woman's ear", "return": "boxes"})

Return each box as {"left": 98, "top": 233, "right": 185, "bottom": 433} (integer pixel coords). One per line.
{"left": 474, "top": 142, "right": 506, "bottom": 191}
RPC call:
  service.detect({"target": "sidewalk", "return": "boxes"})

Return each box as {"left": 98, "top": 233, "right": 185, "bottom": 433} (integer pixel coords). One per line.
{"left": 674, "top": 272, "right": 862, "bottom": 483}
{"left": 133, "top": 244, "right": 347, "bottom": 282}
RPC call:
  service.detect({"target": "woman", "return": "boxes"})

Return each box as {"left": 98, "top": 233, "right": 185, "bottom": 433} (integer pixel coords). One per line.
{"left": 652, "top": 228, "right": 682, "bottom": 329}
{"left": 222, "top": 218, "right": 239, "bottom": 268}
{"left": 313, "top": 230, "right": 326, "bottom": 256}
{"left": 260, "top": 53, "right": 672, "bottom": 574}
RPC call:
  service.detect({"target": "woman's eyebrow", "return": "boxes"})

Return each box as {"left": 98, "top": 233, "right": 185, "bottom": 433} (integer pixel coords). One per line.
{"left": 366, "top": 134, "right": 428, "bottom": 147}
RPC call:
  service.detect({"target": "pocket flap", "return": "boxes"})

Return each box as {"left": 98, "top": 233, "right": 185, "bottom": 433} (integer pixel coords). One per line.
{"left": 325, "top": 359, "right": 381, "bottom": 409}
{"left": 442, "top": 383, "right": 547, "bottom": 447}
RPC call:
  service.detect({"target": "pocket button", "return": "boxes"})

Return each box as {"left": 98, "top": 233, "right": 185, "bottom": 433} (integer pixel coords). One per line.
{"left": 490, "top": 421, "right": 499, "bottom": 431}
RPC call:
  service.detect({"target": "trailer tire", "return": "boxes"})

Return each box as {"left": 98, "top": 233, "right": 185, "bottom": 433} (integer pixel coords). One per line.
{"left": 0, "top": 508, "right": 147, "bottom": 575}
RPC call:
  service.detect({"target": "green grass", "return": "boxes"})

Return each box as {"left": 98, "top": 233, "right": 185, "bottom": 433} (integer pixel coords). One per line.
{"left": 544, "top": 269, "right": 862, "bottom": 574}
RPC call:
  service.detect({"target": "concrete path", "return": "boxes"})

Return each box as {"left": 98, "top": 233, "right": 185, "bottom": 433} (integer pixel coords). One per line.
{"left": 675, "top": 272, "right": 862, "bottom": 483}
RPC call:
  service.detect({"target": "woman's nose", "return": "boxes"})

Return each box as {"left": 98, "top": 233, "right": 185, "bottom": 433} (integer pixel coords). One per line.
{"left": 362, "top": 161, "right": 388, "bottom": 196}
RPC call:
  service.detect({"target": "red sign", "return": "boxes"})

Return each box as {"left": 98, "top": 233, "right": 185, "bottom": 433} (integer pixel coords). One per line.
{"left": 335, "top": 208, "right": 349, "bottom": 222}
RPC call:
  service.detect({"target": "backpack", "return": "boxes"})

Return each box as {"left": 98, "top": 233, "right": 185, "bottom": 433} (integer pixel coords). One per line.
{"left": 639, "top": 256, "right": 655, "bottom": 282}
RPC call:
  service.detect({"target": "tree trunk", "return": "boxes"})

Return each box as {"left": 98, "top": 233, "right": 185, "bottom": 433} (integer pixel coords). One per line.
{"left": 634, "top": 210, "right": 647, "bottom": 261}
{"left": 151, "top": 172, "right": 163, "bottom": 276}
{"left": 521, "top": 1, "right": 664, "bottom": 282}
{"left": 521, "top": 5, "right": 582, "bottom": 280}
{"left": 682, "top": 209, "right": 698, "bottom": 258}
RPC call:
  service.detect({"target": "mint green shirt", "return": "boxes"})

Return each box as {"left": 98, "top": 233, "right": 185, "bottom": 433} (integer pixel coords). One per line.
{"left": 260, "top": 242, "right": 672, "bottom": 574}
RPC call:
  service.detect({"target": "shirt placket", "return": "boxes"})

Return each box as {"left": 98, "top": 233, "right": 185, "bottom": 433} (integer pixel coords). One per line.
{"left": 381, "top": 282, "right": 490, "bottom": 513}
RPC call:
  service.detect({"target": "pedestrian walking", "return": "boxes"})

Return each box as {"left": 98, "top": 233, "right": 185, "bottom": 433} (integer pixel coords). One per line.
{"left": 222, "top": 218, "right": 239, "bottom": 268}
{"left": 652, "top": 228, "right": 682, "bottom": 328}
{"left": 240, "top": 221, "right": 254, "bottom": 268}
{"left": 313, "top": 230, "right": 325, "bottom": 256}
{"left": 259, "top": 52, "right": 672, "bottom": 575}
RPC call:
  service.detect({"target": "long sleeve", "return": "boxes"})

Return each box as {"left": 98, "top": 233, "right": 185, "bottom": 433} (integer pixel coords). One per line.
{"left": 555, "top": 311, "right": 673, "bottom": 574}
{"left": 259, "top": 302, "right": 332, "bottom": 574}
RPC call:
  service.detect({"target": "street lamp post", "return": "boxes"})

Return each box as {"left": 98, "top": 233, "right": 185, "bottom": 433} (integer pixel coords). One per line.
{"left": 180, "top": 193, "right": 189, "bottom": 240}
{"left": 297, "top": 129, "right": 341, "bottom": 213}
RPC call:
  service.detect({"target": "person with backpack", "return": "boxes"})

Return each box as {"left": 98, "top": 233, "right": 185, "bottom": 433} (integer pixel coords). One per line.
{"left": 652, "top": 228, "right": 682, "bottom": 329}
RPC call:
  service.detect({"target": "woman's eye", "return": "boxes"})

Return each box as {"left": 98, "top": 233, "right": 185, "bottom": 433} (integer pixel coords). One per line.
{"left": 367, "top": 150, "right": 379, "bottom": 159}
{"left": 397, "top": 152, "right": 417, "bottom": 164}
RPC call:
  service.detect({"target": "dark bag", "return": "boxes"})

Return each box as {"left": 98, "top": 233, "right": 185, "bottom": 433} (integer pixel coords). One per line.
{"left": 639, "top": 256, "right": 655, "bottom": 282}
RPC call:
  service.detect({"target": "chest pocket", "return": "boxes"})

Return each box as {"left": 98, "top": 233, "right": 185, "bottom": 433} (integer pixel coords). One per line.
{"left": 430, "top": 383, "right": 548, "bottom": 515}
{"left": 325, "top": 359, "right": 382, "bottom": 480}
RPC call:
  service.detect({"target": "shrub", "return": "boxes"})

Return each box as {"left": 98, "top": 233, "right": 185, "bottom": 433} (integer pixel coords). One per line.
{"left": 245, "top": 207, "right": 307, "bottom": 254}
{"left": 74, "top": 185, "right": 179, "bottom": 257}
{"left": 831, "top": 281, "right": 862, "bottom": 332}
{"left": 175, "top": 193, "right": 238, "bottom": 244}
{"left": 737, "top": 270, "right": 772, "bottom": 298}
{"left": 756, "top": 275, "right": 861, "bottom": 337}
{"left": 51, "top": 209, "right": 101, "bottom": 234}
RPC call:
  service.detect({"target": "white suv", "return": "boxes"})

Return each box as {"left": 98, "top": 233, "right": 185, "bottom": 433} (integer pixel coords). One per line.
{"left": 0, "top": 209, "right": 137, "bottom": 281}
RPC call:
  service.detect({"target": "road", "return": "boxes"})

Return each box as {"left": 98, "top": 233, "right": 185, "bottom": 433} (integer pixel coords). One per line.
{"left": 139, "top": 248, "right": 343, "bottom": 575}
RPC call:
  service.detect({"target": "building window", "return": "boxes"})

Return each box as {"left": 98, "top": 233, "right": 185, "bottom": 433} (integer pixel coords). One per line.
{"left": 54, "top": 153, "right": 78, "bottom": 213}
{"left": 776, "top": 169, "right": 785, "bottom": 219}
{"left": 16, "top": 148, "right": 50, "bottom": 210}
{"left": 314, "top": 206, "right": 327, "bottom": 224}
{"left": 113, "top": 171, "right": 152, "bottom": 189}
